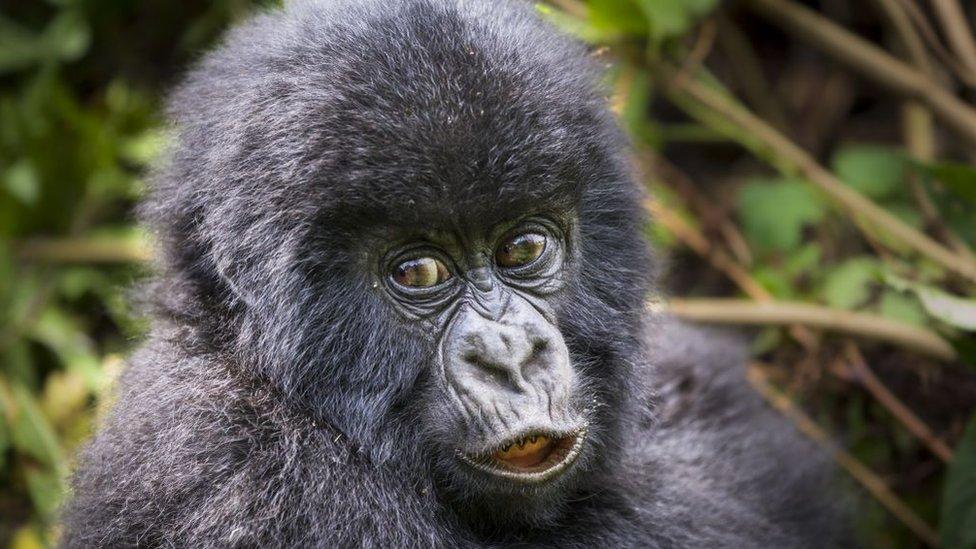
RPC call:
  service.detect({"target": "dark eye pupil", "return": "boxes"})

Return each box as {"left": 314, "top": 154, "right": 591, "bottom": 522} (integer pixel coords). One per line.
{"left": 393, "top": 257, "right": 449, "bottom": 288}
{"left": 496, "top": 233, "right": 545, "bottom": 267}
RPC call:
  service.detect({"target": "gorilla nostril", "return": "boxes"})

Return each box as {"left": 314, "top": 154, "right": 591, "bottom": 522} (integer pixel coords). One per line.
{"left": 461, "top": 351, "right": 521, "bottom": 392}
{"left": 521, "top": 338, "right": 551, "bottom": 378}
{"left": 531, "top": 339, "right": 548, "bottom": 361}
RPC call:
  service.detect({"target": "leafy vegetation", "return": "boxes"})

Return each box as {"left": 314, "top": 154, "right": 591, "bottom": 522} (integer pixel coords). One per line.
{"left": 1, "top": 0, "right": 975, "bottom": 547}
{"left": 0, "top": 1, "right": 275, "bottom": 546}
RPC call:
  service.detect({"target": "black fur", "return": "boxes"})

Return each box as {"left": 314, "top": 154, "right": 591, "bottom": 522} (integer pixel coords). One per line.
{"left": 61, "top": 0, "right": 844, "bottom": 546}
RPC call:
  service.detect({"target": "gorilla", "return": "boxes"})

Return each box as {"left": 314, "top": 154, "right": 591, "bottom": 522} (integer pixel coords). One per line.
{"left": 61, "top": 0, "right": 845, "bottom": 546}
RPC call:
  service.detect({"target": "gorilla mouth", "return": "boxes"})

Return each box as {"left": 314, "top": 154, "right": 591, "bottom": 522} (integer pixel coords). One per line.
{"left": 457, "top": 426, "right": 587, "bottom": 483}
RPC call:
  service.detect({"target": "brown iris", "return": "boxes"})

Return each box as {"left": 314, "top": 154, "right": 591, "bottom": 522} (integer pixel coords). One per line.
{"left": 392, "top": 257, "right": 451, "bottom": 288}
{"left": 495, "top": 233, "right": 546, "bottom": 268}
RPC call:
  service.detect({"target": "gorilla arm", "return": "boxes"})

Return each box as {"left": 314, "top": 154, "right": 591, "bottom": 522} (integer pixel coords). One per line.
{"left": 618, "top": 319, "right": 848, "bottom": 547}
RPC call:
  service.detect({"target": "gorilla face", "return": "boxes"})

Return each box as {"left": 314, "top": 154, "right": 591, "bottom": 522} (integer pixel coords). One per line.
{"left": 380, "top": 213, "right": 588, "bottom": 487}
{"left": 150, "top": 0, "right": 652, "bottom": 528}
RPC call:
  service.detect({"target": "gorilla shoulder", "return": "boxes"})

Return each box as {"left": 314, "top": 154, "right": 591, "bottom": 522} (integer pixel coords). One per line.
{"left": 619, "top": 320, "right": 847, "bottom": 547}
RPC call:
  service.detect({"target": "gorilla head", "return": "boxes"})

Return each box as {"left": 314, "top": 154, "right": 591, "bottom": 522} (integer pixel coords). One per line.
{"left": 147, "top": 0, "right": 651, "bottom": 527}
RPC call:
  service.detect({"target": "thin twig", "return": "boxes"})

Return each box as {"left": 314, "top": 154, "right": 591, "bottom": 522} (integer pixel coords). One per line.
{"left": 875, "top": 0, "right": 976, "bottom": 260}
{"left": 660, "top": 64, "right": 976, "bottom": 283}
{"left": 642, "top": 149, "right": 754, "bottom": 266}
{"left": 667, "top": 298, "right": 957, "bottom": 361}
{"left": 929, "top": 0, "right": 976, "bottom": 77}
{"left": 874, "top": 0, "right": 936, "bottom": 76}
{"left": 671, "top": 19, "right": 718, "bottom": 92}
{"left": 646, "top": 200, "right": 820, "bottom": 351}
{"left": 894, "top": 0, "right": 976, "bottom": 86}
{"left": 842, "top": 342, "right": 954, "bottom": 463}
{"left": 715, "top": 13, "right": 788, "bottom": 130}
{"left": 15, "top": 237, "right": 152, "bottom": 264}
{"left": 744, "top": 0, "right": 976, "bottom": 146}
{"left": 644, "top": 199, "right": 769, "bottom": 300}
{"left": 746, "top": 364, "right": 941, "bottom": 547}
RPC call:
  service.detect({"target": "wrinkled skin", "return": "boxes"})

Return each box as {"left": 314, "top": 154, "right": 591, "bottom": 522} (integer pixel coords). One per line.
{"left": 60, "top": 0, "right": 847, "bottom": 547}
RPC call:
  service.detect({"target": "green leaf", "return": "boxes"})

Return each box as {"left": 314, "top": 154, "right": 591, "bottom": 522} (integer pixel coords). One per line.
{"left": 821, "top": 257, "right": 880, "bottom": 309}
{"left": 831, "top": 144, "right": 905, "bottom": 200}
{"left": 0, "top": 15, "right": 42, "bottom": 73}
{"left": 784, "top": 243, "right": 822, "bottom": 278}
{"left": 878, "top": 290, "right": 926, "bottom": 327}
{"left": 0, "top": 10, "right": 90, "bottom": 74}
{"left": 4, "top": 159, "right": 40, "bottom": 205}
{"left": 0, "top": 396, "right": 8, "bottom": 471}
{"left": 8, "top": 525, "right": 45, "bottom": 549}
{"left": 618, "top": 70, "right": 653, "bottom": 140}
{"left": 635, "top": 0, "right": 718, "bottom": 40}
{"left": 738, "top": 177, "right": 826, "bottom": 253}
{"left": 0, "top": 379, "right": 65, "bottom": 473}
{"left": 587, "top": 0, "right": 648, "bottom": 37}
{"left": 941, "top": 414, "right": 976, "bottom": 548}
{"left": 916, "top": 289, "right": 976, "bottom": 331}
{"left": 752, "top": 265, "right": 796, "bottom": 299}
{"left": 42, "top": 10, "right": 91, "bottom": 62}
{"left": 886, "top": 274, "right": 976, "bottom": 330}
{"left": 30, "top": 308, "right": 104, "bottom": 389}
{"left": 24, "top": 465, "right": 64, "bottom": 519}
{"left": 916, "top": 160, "right": 976, "bottom": 207}
{"left": 535, "top": 5, "right": 611, "bottom": 43}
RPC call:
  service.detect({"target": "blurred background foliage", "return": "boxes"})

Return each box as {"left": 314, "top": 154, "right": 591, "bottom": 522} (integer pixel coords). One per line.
{"left": 0, "top": 0, "right": 975, "bottom": 547}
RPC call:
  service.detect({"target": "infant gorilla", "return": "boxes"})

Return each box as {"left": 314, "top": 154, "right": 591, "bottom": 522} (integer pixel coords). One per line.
{"left": 61, "top": 0, "right": 845, "bottom": 546}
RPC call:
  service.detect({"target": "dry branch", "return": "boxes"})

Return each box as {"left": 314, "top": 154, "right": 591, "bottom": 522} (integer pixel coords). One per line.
{"left": 744, "top": 0, "right": 976, "bottom": 147}
{"left": 15, "top": 237, "right": 152, "bottom": 264}
{"left": 668, "top": 298, "right": 957, "bottom": 361}
{"left": 842, "top": 343, "right": 954, "bottom": 463}
{"left": 929, "top": 0, "right": 976, "bottom": 77}
{"left": 661, "top": 64, "right": 976, "bottom": 284}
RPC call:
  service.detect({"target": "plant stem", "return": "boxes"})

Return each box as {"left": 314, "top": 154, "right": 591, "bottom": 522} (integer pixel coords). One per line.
{"left": 644, "top": 199, "right": 769, "bottom": 300}
{"left": 842, "top": 343, "right": 954, "bottom": 463}
{"left": 929, "top": 0, "right": 976, "bottom": 77}
{"left": 744, "top": 0, "right": 976, "bottom": 147}
{"left": 746, "top": 364, "right": 940, "bottom": 547}
{"left": 667, "top": 298, "right": 957, "bottom": 361}
{"left": 15, "top": 237, "right": 151, "bottom": 264}
{"left": 875, "top": 0, "right": 976, "bottom": 261}
{"left": 661, "top": 64, "right": 976, "bottom": 284}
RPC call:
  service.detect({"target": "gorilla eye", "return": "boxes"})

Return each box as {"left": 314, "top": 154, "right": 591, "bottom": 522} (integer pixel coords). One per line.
{"left": 392, "top": 257, "right": 451, "bottom": 288}
{"left": 496, "top": 233, "right": 546, "bottom": 268}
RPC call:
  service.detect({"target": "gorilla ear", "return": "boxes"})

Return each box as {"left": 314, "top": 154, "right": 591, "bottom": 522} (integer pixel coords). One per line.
{"left": 202, "top": 217, "right": 308, "bottom": 312}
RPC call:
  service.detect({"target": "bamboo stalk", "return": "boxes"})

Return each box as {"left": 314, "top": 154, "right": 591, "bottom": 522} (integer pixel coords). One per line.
{"left": 929, "top": 0, "right": 976, "bottom": 77}
{"left": 667, "top": 298, "right": 957, "bottom": 361}
{"left": 15, "top": 237, "right": 151, "bottom": 264}
{"left": 874, "top": 0, "right": 976, "bottom": 261}
{"left": 661, "top": 65, "right": 976, "bottom": 284}
{"left": 744, "top": 0, "right": 976, "bottom": 147}
{"left": 746, "top": 364, "right": 940, "bottom": 547}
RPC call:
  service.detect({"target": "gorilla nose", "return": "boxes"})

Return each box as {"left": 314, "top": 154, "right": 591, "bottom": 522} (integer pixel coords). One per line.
{"left": 458, "top": 319, "right": 545, "bottom": 393}
{"left": 442, "top": 295, "right": 576, "bottom": 433}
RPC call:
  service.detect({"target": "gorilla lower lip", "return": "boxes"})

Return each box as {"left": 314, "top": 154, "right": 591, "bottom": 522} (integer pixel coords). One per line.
{"left": 458, "top": 427, "right": 587, "bottom": 483}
